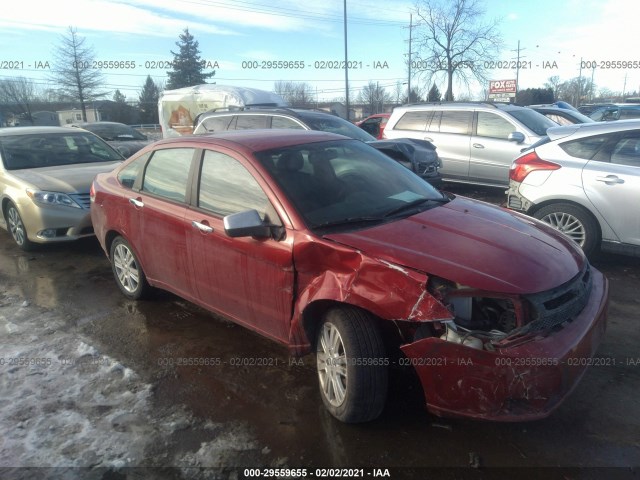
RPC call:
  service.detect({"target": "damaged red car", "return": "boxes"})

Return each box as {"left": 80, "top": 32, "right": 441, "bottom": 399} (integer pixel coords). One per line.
{"left": 90, "top": 130, "right": 609, "bottom": 423}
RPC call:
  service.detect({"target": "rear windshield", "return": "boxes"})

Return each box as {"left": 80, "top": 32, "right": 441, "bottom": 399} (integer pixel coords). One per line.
{"left": 0, "top": 132, "right": 123, "bottom": 170}
{"left": 507, "top": 109, "right": 557, "bottom": 136}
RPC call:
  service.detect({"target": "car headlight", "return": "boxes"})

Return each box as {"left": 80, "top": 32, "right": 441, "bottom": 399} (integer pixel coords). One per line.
{"left": 26, "top": 189, "right": 82, "bottom": 209}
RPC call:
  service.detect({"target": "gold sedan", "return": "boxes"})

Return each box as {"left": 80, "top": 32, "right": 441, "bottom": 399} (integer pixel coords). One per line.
{"left": 0, "top": 126, "right": 123, "bottom": 250}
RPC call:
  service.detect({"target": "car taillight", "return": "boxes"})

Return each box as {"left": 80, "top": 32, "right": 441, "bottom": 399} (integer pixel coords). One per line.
{"left": 510, "top": 151, "right": 560, "bottom": 183}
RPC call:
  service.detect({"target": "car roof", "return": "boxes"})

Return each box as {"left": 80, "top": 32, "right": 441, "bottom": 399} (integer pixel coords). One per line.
{"left": 155, "top": 129, "right": 347, "bottom": 152}
{"left": 393, "top": 102, "right": 525, "bottom": 112}
{"left": 546, "top": 118, "right": 640, "bottom": 141}
{"left": 0, "top": 126, "right": 85, "bottom": 137}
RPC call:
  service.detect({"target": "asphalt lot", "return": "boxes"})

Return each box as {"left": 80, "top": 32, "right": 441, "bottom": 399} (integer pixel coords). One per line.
{"left": 0, "top": 184, "right": 639, "bottom": 479}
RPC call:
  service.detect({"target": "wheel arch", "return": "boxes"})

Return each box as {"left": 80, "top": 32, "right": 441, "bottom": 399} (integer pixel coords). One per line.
{"left": 528, "top": 198, "right": 604, "bottom": 241}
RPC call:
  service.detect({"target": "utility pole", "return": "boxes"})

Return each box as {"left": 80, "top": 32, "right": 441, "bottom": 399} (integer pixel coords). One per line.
{"left": 578, "top": 57, "right": 583, "bottom": 106}
{"left": 590, "top": 64, "right": 595, "bottom": 102}
{"left": 408, "top": 13, "right": 412, "bottom": 103}
{"left": 343, "top": 0, "right": 349, "bottom": 120}
{"left": 510, "top": 40, "right": 525, "bottom": 102}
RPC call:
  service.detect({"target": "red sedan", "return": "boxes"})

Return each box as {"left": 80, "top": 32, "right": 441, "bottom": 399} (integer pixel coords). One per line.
{"left": 91, "top": 130, "right": 608, "bottom": 423}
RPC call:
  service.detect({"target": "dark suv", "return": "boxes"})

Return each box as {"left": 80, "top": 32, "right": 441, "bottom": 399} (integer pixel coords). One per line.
{"left": 192, "top": 107, "right": 442, "bottom": 187}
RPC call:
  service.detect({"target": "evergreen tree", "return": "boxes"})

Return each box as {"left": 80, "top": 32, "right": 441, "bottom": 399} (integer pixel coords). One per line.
{"left": 166, "top": 29, "right": 215, "bottom": 89}
{"left": 427, "top": 83, "right": 441, "bottom": 102}
{"left": 138, "top": 75, "right": 161, "bottom": 123}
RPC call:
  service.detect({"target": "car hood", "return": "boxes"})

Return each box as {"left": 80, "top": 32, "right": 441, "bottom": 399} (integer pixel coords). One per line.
{"left": 9, "top": 162, "right": 121, "bottom": 193}
{"left": 324, "top": 197, "right": 584, "bottom": 295}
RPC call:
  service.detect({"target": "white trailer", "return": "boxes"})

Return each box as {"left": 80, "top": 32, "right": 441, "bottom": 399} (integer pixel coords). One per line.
{"left": 158, "top": 84, "right": 287, "bottom": 138}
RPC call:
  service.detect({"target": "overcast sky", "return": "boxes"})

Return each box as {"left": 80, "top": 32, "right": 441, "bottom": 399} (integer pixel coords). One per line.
{"left": 1, "top": 0, "right": 639, "bottom": 102}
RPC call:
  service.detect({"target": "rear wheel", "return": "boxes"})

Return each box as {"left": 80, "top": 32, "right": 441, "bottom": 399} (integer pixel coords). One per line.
{"left": 533, "top": 203, "right": 600, "bottom": 257}
{"left": 5, "top": 202, "right": 34, "bottom": 251}
{"left": 316, "top": 307, "right": 388, "bottom": 423}
{"left": 110, "top": 236, "right": 151, "bottom": 300}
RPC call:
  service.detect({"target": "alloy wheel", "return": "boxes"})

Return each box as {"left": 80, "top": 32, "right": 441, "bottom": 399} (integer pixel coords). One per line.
{"left": 317, "top": 322, "right": 348, "bottom": 407}
{"left": 540, "top": 211, "right": 586, "bottom": 247}
{"left": 113, "top": 243, "right": 140, "bottom": 294}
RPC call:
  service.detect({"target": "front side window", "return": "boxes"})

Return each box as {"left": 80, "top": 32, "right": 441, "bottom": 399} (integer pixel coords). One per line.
{"left": 476, "top": 112, "right": 516, "bottom": 139}
{"left": 272, "top": 116, "right": 305, "bottom": 129}
{"left": 235, "top": 115, "right": 269, "bottom": 130}
{"left": 198, "top": 150, "right": 270, "bottom": 218}
{"left": 142, "top": 148, "right": 194, "bottom": 202}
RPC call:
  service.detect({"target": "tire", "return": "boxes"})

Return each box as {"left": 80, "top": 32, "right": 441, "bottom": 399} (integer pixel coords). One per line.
{"left": 533, "top": 203, "right": 600, "bottom": 257}
{"left": 315, "top": 307, "right": 388, "bottom": 423}
{"left": 110, "top": 236, "right": 151, "bottom": 300}
{"left": 5, "top": 202, "right": 34, "bottom": 251}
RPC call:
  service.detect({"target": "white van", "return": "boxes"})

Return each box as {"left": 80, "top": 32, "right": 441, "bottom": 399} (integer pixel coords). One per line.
{"left": 158, "top": 85, "right": 286, "bottom": 138}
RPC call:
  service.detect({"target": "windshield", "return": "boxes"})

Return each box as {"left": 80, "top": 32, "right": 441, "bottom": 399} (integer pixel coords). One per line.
{"left": 0, "top": 132, "right": 123, "bottom": 170}
{"left": 82, "top": 123, "right": 147, "bottom": 141}
{"left": 507, "top": 109, "right": 557, "bottom": 136}
{"left": 298, "top": 113, "right": 376, "bottom": 142}
{"left": 255, "top": 139, "right": 446, "bottom": 231}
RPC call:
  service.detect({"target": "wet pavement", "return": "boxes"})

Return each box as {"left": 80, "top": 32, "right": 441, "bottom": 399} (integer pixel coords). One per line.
{"left": 1, "top": 184, "right": 639, "bottom": 479}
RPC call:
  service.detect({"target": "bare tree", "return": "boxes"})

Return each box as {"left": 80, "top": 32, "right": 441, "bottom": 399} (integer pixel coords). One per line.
{"left": 357, "top": 82, "right": 392, "bottom": 114}
{"left": 50, "top": 27, "right": 107, "bottom": 121}
{"left": 413, "top": 0, "right": 502, "bottom": 101}
{"left": 0, "top": 77, "right": 40, "bottom": 124}
{"left": 544, "top": 75, "right": 562, "bottom": 101}
{"left": 558, "top": 77, "right": 594, "bottom": 106}
{"left": 273, "top": 81, "right": 315, "bottom": 107}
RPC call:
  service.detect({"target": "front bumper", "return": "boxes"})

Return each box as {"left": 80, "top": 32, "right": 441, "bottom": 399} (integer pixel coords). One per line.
{"left": 18, "top": 199, "right": 94, "bottom": 243}
{"left": 400, "top": 267, "right": 609, "bottom": 421}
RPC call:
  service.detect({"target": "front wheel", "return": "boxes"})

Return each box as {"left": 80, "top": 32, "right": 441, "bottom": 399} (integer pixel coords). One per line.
{"left": 533, "top": 203, "right": 600, "bottom": 257}
{"left": 5, "top": 202, "right": 34, "bottom": 251}
{"left": 110, "top": 236, "right": 151, "bottom": 300}
{"left": 316, "top": 307, "right": 388, "bottom": 423}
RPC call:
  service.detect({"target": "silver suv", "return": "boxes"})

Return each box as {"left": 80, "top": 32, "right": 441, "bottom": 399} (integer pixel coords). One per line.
{"left": 383, "top": 102, "right": 556, "bottom": 187}
{"left": 507, "top": 120, "right": 640, "bottom": 257}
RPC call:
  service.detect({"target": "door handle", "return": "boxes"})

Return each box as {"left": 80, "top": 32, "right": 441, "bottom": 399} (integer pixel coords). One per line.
{"left": 129, "top": 198, "right": 144, "bottom": 208}
{"left": 191, "top": 220, "right": 213, "bottom": 233}
{"left": 472, "top": 143, "right": 485, "bottom": 149}
{"left": 596, "top": 175, "right": 624, "bottom": 185}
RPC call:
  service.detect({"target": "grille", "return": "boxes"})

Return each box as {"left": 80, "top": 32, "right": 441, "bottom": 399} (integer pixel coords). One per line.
{"left": 69, "top": 193, "right": 91, "bottom": 209}
{"left": 524, "top": 264, "right": 592, "bottom": 332}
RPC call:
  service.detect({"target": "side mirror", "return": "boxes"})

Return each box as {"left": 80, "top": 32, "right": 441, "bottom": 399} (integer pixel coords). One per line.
{"left": 224, "top": 209, "right": 271, "bottom": 238}
{"left": 508, "top": 132, "right": 525, "bottom": 144}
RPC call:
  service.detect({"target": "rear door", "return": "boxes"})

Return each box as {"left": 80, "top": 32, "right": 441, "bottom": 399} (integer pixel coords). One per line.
{"left": 129, "top": 147, "right": 197, "bottom": 297}
{"left": 469, "top": 111, "right": 524, "bottom": 186}
{"left": 426, "top": 110, "right": 472, "bottom": 181}
{"left": 582, "top": 130, "right": 640, "bottom": 245}
{"left": 185, "top": 148, "right": 295, "bottom": 342}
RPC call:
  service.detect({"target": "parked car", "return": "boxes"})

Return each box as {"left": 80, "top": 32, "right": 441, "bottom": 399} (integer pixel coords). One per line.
{"left": 507, "top": 120, "right": 640, "bottom": 257}
{"left": 192, "top": 107, "right": 441, "bottom": 187}
{"left": 356, "top": 113, "right": 390, "bottom": 139}
{"left": 91, "top": 129, "right": 608, "bottom": 423}
{"left": 578, "top": 103, "right": 616, "bottom": 116}
{"left": 528, "top": 105, "right": 595, "bottom": 125}
{"left": 589, "top": 105, "right": 640, "bottom": 122}
{"left": 0, "top": 126, "right": 123, "bottom": 250}
{"left": 70, "top": 121, "right": 153, "bottom": 157}
{"left": 383, "top": 102, "right": 557, "bottom": 187}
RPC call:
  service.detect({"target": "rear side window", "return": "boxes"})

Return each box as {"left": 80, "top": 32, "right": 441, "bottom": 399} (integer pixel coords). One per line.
{"left": 560, "top": 135, "right": 609, "bottom": 160}
{"left": 142, "top": 148, "right": 194, "bottom": 202}
{"left": 438, "top": 111, "right": 472, "bottom": 135}
{"left": 117, "top": 152, "right": 150, "bottom": 188}
{"left": 619, "top": 109, "right": 640, "bottom": 120}
{"left": 394, "top": 111, "right": 431, "bottom": 131}
{"left": 476, "top": 112, "right": 515, "bottom": 139}
{"left": 611, "top": 136, "right": 640, "bottom": 166}
{"left": 198, "top": 150, "right": 270, "bottom": 218}
{"left": 197, "top": 116, "right": 234, "bottom": 134}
